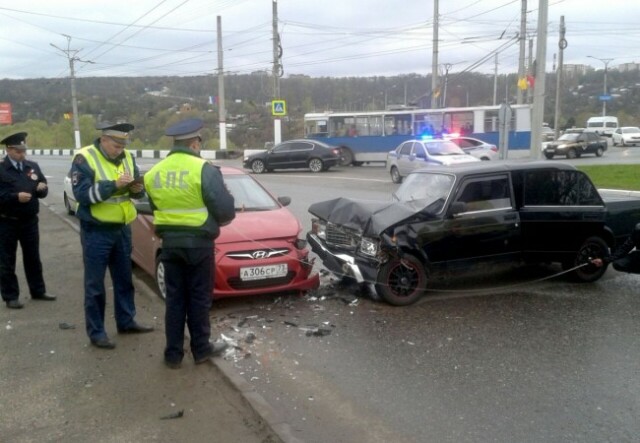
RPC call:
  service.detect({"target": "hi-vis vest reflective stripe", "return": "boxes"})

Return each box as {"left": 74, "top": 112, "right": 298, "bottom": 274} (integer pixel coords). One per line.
{"left": 74, "top": 145, "right": 137, "bottom": 224}
{"left": 144, "top": 153, "right": 207, "bottom": 228}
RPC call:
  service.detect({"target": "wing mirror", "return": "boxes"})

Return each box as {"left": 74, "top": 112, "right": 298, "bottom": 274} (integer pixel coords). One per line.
{"left": 449, "top": 201, "right": 467, "bottom": 217}
{"left": 278, "top": 196, "right": 291, "bottom": 207}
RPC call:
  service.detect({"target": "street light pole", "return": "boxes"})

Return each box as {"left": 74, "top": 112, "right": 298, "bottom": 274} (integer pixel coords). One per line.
{"left": 587, "top": 55, "right": 613, "bottom": 117}
{"left": 50, "top": 35, "right": 93, "bottom": 150}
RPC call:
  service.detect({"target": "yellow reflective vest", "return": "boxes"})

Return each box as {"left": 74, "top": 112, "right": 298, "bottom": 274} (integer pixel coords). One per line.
{"left": 74, "top": 145, "right": 137, "bottom": 224}
{"left": 144, "top": 153, "right": 208, "bottom": 228}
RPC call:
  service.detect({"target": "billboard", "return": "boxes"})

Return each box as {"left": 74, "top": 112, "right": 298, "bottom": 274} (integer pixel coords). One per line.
{"left": 0, "top": 103, "right": 12, "bottom": 125}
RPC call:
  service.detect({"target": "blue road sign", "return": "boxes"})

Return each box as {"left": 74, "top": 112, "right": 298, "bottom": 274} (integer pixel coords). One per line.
{"left": 272, "top": 100, "right": 287, "bottom": 116}
{"left": 599, "top": 95, "right": 612, "bottom": 101}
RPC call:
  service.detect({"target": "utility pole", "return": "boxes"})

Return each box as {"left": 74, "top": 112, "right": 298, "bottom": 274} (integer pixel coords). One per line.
{"left": 493, "top": 54, "right": 498, "bottom": 105}
{"left": 431, "top": 0, "right": 439, "bottom": 109}
{"left": 554, "top": 16, "right": 566, "bottom": 138}
{"left": 50, "top": 35, "right": 93, "bottom": 150}
{"left": 272, "top": 0, "right": 283, "bottom": 144}
{"left": 587, "top": 55, "right": 614, "bottom": 116}
{"left": 530, "top": 0, "right": 549, "bottom": 159}
{"left": 517, "top": 0, "right": 527, "bottom": 104}
{"left": 441, "top": 63, "right": 451, "bottom": 107}
{"left": 217, "top": 16, "right": 227, "bottom": 151}
{"left": 527, "top": 38, "right": 534, "bottom": 104}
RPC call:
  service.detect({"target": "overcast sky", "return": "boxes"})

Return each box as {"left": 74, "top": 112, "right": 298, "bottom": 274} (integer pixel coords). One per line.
{"left": 1, "top": 0, "right": 639, "bottom": 81}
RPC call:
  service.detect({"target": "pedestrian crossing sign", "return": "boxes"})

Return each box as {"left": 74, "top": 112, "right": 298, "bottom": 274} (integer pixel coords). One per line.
{"left": 272, "top": 100, "right": 287, "bottom": 116}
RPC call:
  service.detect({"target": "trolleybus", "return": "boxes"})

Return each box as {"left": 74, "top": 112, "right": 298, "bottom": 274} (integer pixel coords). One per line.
{"left": 304, "top": 104, "right": 532, "bottom": 166}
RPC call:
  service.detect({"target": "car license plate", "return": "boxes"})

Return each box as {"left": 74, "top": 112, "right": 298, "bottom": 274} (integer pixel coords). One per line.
{"left": 240, "top": 264, "right": 288, "bottom": 281}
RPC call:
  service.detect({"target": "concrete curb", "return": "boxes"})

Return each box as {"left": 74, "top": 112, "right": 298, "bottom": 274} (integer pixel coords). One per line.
{"left": 23, "top": 148, "right": 238, "bottom": 160}
{"left": 598, "top": 188, "right": 640, "bottom": 197}
{"left": 213, "top": 358, "right": 304, "bottom": 443}
{"left": 45, "top": 203, "right": 299, "bottom": 443}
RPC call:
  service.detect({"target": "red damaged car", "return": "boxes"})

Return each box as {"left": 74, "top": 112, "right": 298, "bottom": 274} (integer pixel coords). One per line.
{"left": 131, "top": 166, "right": 319, "bottom": 299}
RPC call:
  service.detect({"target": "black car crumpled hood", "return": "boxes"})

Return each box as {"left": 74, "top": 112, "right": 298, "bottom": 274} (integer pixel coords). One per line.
{"left": 308, "top": 197, "right": 421, "bottom": 237}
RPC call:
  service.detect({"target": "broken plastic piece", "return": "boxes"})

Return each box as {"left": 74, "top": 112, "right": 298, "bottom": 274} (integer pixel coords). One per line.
{"left": 160, "top": 409, "right": 184, "bottom": 420}
{"left": 305, "top": 328, "right": 332, "bottom": 337}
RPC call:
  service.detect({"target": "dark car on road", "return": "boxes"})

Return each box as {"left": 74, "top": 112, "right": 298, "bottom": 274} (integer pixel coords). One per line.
{"left": 243, "top": 139, "right": 340, "bottom": 173}
{"left": 307, "top": 162, "right": 640, "bottom": 305}
{"left": 543, "top": 131, "right": 607, "bottom": 159}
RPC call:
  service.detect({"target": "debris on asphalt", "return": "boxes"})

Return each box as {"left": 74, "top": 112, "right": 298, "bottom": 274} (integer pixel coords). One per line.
{"left": 245, "top": 332, "right": 256, "bottom": 344}
{"left": 59, "top": 322, "right": 76, "bottom": 330}
{"left": 220, "top": 333, "right": 239, "bottom": 349}
{"left": 304, "top": 328, "right": 332, "bottom": 337}
{"left": 283, "top": 321, "right": 298, "bottom": 328}
{"left": 160, "top": 409, "right": 184, "bottom": 420}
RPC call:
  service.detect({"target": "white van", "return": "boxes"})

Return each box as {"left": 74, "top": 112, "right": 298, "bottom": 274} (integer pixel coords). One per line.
{"left": 584, "top": 116, "right": 619, "bottom": 137}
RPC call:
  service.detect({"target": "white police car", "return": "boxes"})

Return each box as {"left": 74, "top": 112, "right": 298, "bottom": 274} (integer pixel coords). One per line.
{"left": 386, "top": 138, "right": 480, "bottom": 183}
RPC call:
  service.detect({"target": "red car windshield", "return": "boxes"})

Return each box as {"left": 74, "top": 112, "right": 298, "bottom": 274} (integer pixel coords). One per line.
{"left": 225, "top": 175, "right": 280, "bottom": 211}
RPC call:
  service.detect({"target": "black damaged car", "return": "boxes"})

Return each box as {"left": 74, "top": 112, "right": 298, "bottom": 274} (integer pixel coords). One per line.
{"left": 307, "top": 162, "right": 640, "bottom": 306}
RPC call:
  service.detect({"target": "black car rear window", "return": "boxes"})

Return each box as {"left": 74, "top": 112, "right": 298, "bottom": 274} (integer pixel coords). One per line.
{"left": 524, "top": 170, "right": 603, "bottom": 206}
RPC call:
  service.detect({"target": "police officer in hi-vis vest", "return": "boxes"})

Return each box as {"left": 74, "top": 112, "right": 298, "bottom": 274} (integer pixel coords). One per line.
{"left": 70, "top": 122, "right": 153, "bottom": 349}
{"left": 145, "top": 118, "right": 235, "bottom": 369}
{"left": 0, "top": 132, "right": 56, "bottom": 309}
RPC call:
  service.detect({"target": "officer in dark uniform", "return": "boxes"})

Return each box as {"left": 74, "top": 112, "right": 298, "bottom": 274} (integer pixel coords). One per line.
{"left": 71, "top": 122, "right": 153, "bottom": 349}
{"left": 144, "top": 118, "right": 235, "bottom": 368}
{"left": 592, "top": 223, "right": 640, "bottom": 273}
{"left": 0, "top": 132, "right": 55, "bottom": 309}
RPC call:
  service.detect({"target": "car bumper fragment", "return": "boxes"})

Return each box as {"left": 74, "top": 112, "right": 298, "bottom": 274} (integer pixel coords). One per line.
{"left": 307, "top": 233, "right": 368, "bottom": 283}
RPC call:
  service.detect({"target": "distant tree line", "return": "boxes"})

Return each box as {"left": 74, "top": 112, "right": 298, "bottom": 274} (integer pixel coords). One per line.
{"left": 1, "top": 69, "right": 639, "bottom": 149}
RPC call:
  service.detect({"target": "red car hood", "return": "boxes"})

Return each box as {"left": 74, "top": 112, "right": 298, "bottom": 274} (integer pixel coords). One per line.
{"left": 217, "top": 207, "right": 301, "bottom": 244}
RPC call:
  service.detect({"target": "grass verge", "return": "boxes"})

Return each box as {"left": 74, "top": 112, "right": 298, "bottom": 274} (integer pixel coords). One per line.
{"left": 576, "top": 164, "right": 640, "bottom": 191}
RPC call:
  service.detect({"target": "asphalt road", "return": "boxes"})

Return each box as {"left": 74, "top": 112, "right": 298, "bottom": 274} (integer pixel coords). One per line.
{"left": 38, "top": 145, "right": 640, "bottom": 442}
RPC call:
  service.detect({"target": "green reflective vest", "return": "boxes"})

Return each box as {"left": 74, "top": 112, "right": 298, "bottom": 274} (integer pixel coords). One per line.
{"left": 144, "top": 153, "right": 207, "bottom": 227}
{"left": 74, "top": 145, "right": 137, "bottom": 224}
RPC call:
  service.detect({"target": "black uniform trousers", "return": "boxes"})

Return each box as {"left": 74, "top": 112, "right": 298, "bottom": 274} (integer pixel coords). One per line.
{"left": 161, "top": 247, "right": 214, "bottom": 364}
{"left": 0, "top": 216, "right": 46, "bottom": 302}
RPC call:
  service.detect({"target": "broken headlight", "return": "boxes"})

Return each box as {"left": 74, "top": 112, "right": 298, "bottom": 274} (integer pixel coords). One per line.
{"left": 311, "top": 218, "right": 327, "bottom": 240}
{"left": 358, "top": 238, "right": 379, "bottom": 257}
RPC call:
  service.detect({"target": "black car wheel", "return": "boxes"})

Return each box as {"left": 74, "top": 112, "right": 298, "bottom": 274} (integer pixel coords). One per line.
{"left": 562, "top": 236, "right": 609, "bottom": 283}
{"left": 566, "top": 148, "right": 577, "bottom": 159}
{"left": 595, "top": 147, "right": 604, "bottom": 157}
{"left": 544, "top": 152, "right": 554, "bottom": 160}
{"left": 251, "top": 159, "right": 266, "bottom": 174}
{"left": 339, "top": 148, "right": 354, "bottom": 166}
{"left": 155, "top": 258, "right": 167, "bottom": 300}
{"left": 390, "top": 166, "right": 402, "bottom": 184}
{"left": 308, "top": 158, "right": 324, "bottom": 173}
{"left": 376, "top": 254, "right": 427, "bottom": 306}
{"left": 63, "top": 192, "right": 75, "bottom": 215}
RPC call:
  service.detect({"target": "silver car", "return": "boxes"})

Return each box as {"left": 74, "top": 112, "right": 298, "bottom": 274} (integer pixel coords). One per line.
{"left": 386, "top": 138, "right": 480, "bottom": 183}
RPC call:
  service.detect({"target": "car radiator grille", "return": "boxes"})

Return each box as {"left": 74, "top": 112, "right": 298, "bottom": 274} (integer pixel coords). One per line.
{"left": 325, "top": 224, "right": 358, "bottom": 250}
